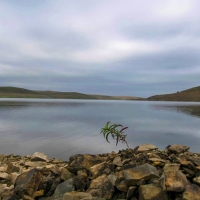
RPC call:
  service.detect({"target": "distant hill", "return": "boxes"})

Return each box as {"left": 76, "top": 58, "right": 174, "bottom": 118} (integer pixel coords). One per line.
{"left": 0, "top": 87, "right": 143, "bottom": 100}
{"left": 147, "top": 86, "right": 200, "bottom": 102}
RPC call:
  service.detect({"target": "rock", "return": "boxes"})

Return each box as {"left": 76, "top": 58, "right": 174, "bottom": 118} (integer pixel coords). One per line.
{"left": 1, "top": 185, "right": 15, "bottom": 199}
{"left": 1, "top": 144, "right": 200, "bottom": 200}
{"left": 73, "top": 174, "right": 89, "bottom": 192}
{"left": 49, "top": 165, "right": 60, "bottom": 175}
{"left": 14, "top": 168, "right": 42, "bottom": 196}
{"left": 0, "top": 172, "right": 9, "bottom": 180}
{"left": 68, "top": 154, "right": 105, "bottom": 172}
{"left": 25, "top": 161, "right": 45, "bottom": 168}
{"left": 182, "top": 184, "right": 200, "bottom": 200}
{"left": 0, "top": 166, "right": 7, "bottom": 172}
{"left": 31, "top": 152, "right": 48, "bottom": 162}
{"left": 87, "top": 174, "right": 114, "bottom": 199}
{"left": 10, "top": 172, "right": 19, "bottom": 184}
{"left": 90, "top": 162, "right": 107, "bottom": 179}
{"left": 193, "top": 176, "right": 200, "bottom": 186}
{"left": 123, "top": 163, "right": 159, "bottom": 186}
{"left": 191, "top": 157, "right": 200, "bottom": 166}
{"left": 168, "top": 144, "right": 190, "bottom": 154}
{"left": 34, "top": 189, "right": 44, "bottom": 198}
{"left": 63, "top": 191, "right": 92, "bottom": 200}
{"left": 178, "top": 158, "right": 196, "bottom": 169}
{"left": 6, "top": 162, "right": 20, "bottom": 173}
{"left": 39, "top": 176, "right": 61, "bottom": 197}
{"left": 139, "top": 183, "right": 167, "bottom": 200}
{"left": 52, "top": 178, "right": 74, "bottom": 199}
{"left": 126, "top": 186, "right": 137, "bottom": 199}
{"left": 0, "top": 184, "right": 7, "bottom": 195}
{"left": 117, "top": 180, "right": 127, "bottom": 192}
{"left": 108, "top": 152, "right": 119, "bottom": 160}
{"left": 107, "top": 174, "right": 118, "bottom": 186}
{"left": 113, "top": 156, "right": 123, "bottom": 167}
{"left": 60, "top": 167, "right": 74, "bottom": 181}
{"left": 148, "top": 158, "right": 167, "bottom": 163}
{"left": 163, "top": 163, "right": 188, "bottom": 192}
{"left": 136, "top": 144, "right": 158, "bottom": 152}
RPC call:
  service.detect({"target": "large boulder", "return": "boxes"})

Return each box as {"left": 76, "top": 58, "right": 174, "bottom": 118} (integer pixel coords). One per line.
{"left": 86, "top": 174, "right": 114, "bottom": 199}
{"left": 163, "top": 163, "right": 189, "bottom": 192}
{"left": 123, "top": 163, "right": 159, "bottom": 186}
{"left": 52, "top": 178, "right": 75, "bottom": 199}
{"left": 14, "top": 168, "right": 42, "bottom": 196}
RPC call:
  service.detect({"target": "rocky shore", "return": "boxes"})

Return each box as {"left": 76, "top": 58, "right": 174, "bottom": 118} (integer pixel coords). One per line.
{"left": 0, "top": 144, "right": 200, "bottom": 200}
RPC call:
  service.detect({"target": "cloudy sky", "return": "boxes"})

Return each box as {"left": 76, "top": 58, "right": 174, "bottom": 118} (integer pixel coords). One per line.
{"left": 0, "top": 0, "right": 200, "bottom": 97}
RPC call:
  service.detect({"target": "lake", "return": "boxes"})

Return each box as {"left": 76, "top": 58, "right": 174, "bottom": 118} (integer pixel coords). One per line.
{"left": 0, "top": 99, "right": 200, "bottom": 160}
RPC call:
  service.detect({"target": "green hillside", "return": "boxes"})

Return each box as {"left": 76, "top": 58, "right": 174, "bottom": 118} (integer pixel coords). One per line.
{"left": 147, "top": 86, "right": 200, "bottom": 102}
{"left": 0, "top": 86, "right": 142, "bottom": 100}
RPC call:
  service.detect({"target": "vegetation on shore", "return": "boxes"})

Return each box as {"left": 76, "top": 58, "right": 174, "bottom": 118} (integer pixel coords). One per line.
{"left": 147, "top": 86, "right": 200, "bottom": 102}
{"left": 0, "top": 86, "right": 143, "bottom": 100}
{"left": 1, "top": 85, "right": 200, "bottom": 102}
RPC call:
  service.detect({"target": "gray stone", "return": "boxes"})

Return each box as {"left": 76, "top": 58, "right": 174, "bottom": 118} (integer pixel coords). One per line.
{"left": 123, "top": 163, "right": 159, "bottom": 186}
{"left": 52, "top": 178, "right": 74, "bottom": 199}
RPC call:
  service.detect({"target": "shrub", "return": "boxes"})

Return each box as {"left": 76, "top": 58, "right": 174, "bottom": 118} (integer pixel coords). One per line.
{"left": 100, "top": 121, "right": 130, "bottom": 149}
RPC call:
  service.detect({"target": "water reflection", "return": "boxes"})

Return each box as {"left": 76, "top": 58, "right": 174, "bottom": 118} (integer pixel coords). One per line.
{"left": 152, "top": 104, "right": 200, "bottom": 118}
{"left": 0, "top": 99, "right": 200, "bottom": 160}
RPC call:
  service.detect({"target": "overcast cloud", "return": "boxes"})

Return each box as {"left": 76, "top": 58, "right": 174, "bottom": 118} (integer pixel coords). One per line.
{"left": 0, "top": 0, "right": 200, "bottom": 97}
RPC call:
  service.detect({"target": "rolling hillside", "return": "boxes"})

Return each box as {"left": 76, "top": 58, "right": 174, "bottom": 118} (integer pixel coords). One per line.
{"left": 147, "top": 86, "right": 200, "bottom": 102}
{"left": 0, "top": 87, "right": 142, "bottom": 100}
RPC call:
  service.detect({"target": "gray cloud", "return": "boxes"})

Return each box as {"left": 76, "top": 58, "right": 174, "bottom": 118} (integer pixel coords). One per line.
{"left": 0, "top": 0, "right": 200, "bottom": 97}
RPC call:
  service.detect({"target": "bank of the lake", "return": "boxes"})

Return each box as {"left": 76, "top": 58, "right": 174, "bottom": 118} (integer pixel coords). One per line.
{"left": 0, "top": 144, "right": 200, "bottom": 199}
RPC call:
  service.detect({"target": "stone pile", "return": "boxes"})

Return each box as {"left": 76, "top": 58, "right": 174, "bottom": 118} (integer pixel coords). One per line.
{"left": 0, "top": 144, "right": 200, "bottom": 200}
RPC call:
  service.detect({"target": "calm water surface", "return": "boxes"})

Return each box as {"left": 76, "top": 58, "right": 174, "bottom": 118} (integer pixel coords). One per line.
{"left": 0, "top": 99, "right": 200, "bottom": 160}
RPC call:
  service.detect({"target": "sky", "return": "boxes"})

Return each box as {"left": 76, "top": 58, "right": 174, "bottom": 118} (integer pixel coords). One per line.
{"left": 0, "top": 0, "right": 200, "bottom": 97}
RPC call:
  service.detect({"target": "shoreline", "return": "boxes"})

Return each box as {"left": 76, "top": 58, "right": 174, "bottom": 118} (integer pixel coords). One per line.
{"left": 0, "top": 144, "right": 200, "bottom": 199}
